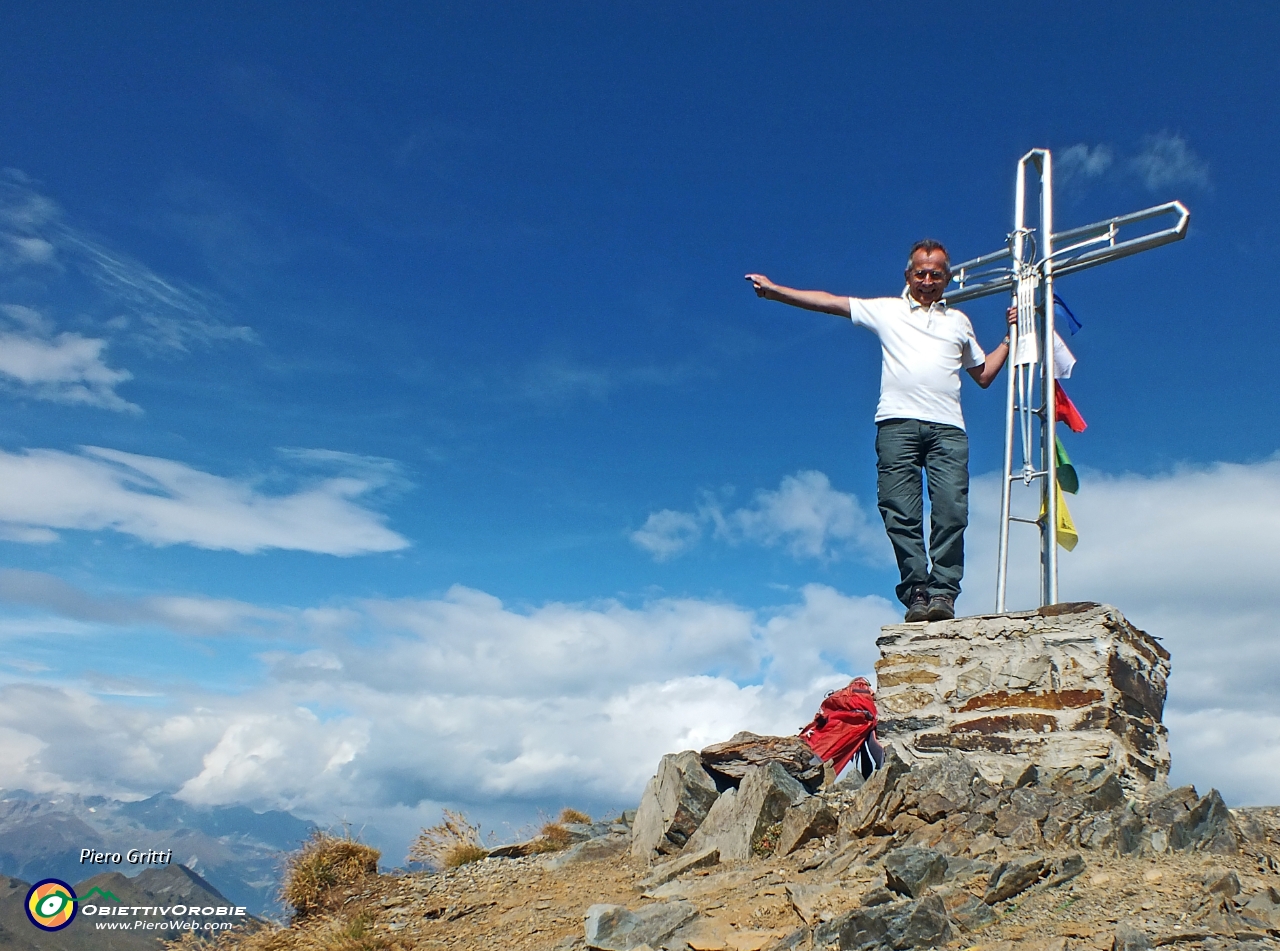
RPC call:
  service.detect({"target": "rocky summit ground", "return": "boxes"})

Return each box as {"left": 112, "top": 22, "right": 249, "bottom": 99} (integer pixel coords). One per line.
{"left": 196, "top": 755, "right": 1280, "bottom": 951}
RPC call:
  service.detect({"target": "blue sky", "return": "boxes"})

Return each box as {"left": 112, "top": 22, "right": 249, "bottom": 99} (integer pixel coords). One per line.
{"left": 1, "top": 2, "right": 1278, "bottom": 856}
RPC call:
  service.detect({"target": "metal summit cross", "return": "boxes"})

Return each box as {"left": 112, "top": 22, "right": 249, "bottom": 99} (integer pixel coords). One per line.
{"left": 944, "top": 148, "right": 1189, "bottom": 610}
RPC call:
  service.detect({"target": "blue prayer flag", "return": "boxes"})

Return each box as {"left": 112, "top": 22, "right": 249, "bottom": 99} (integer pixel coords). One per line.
{"left": 1054, "top": 294, "right": 1082, "bottom": 335}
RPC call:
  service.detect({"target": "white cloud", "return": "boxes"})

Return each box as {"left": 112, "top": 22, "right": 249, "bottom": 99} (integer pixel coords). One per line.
{"left": 630, "top": 509, "right": 702, "bottom": 560}
{"left": 724, "top": 471, "right": 881, "bottom": 559}
{"left": 1050, "top": 135, "right": 1210, "bottom": 195}
{"left": 1165, "top": 708, "right": 1280, "bottom": 807}
{"left": 0, "top": 446, "right": 409, "bottom": 555}
{"left": 0, "top": 328, "right": 137, "bottom": 412}
{"left": 7, "top": 236, "right": 55, "bottom": 265}
{"left": 0, "top": 583, "right": 894, "bottom": 818}
{"left": 965, "top": 456, "right": 1280, "bottom": 616}
{"left": 178, "top": 710, "right": 370, "bottom": 806}
{"left": 1, "top": 304, "right": 52, "bottom": 333}
{"left": 0, "top": 569, "right": 284, "bottom": 636}
{"left": 1130, "top": 132, "right": 1210, "bottom": 192}
{"left": 61, "top": 229, "right": 255, "bottom": 352}
{"left": 349, "top": 585, "right": 761, "bottom": 697}
{"left": 0, "top": 171, "right": 59, "bottom": 240}
{"left": 0, "top": 524, "right": 57, "bottom": 543}
{"left": 1056, "top": 143, "right": 1114, "bottom": 184}
{"left": 633, "top": 470, "right": 888, "bottom": 562}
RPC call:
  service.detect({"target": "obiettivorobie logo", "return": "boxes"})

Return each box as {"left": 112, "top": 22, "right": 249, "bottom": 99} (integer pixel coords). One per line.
{"left": 26, "top": 876, "right": 248, "bottom": 935}
{"left": 24, "top": 881, "right": 122, "bottom": 932}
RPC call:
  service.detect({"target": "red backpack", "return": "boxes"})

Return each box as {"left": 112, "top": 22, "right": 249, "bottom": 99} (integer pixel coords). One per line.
{"left": 799, "top": 677, "right": 879, "bottom": 777}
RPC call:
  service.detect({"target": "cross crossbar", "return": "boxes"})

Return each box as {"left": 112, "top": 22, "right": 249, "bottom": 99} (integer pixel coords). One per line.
{"left": 945, "top": 200, "right": 1189, "bottom": 306}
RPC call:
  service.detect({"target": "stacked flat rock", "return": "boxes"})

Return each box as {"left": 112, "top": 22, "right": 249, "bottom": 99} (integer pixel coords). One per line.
{"left": 874, "top": 602, "right": 1169, "bottom": 789}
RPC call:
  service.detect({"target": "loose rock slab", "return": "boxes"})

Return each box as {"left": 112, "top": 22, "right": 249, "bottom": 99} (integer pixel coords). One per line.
{"left": 682, "top": 762, "right": 809, "bottom": 861}
{"left": 700, "top": 731, "right": 823, "bottom": 788}
{"left": 813, "top": 893, "right": 952, "bottom": 950}
{"left": 584, "top": 900, "right": 698, "bottom": 951}
{"left": 883, "top": 846, "right": 949, "bottom": 898}
{"left": 631, "top": 750, "right": 721, "bottom": 860}
{"left": 637, "top": 847, "right": 720, "bottom": 891}
{"left": 545, "top": 833, "right": 631, "bottom": 869}
{"left": 776, "top": 796, "right": 837, "bottom": 856}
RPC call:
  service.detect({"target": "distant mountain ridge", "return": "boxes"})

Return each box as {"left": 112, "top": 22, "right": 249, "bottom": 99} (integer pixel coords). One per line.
{"left": 0, "top": 789, "right": 316, "bottom": 915}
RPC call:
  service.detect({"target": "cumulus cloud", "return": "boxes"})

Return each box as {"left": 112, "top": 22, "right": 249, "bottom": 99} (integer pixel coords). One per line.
{"left": 1165, "top": 708, "right": 1280, "bottom": 808}
{"left": 724, "top": 471, "right": 881, "bottom": 559}
{"left": 1130, "top": 132, "right": 1211, "bottom": 192}
{"left": 0, "top": 446, "right": 409, "bottom": 555}
{"left": 0, "top": 582, "right": 895, "bottom": 818}
{"left": 353, "top": 586, "right": 762, "bottom": 697}
{"left": 178, "top": 709, "right": 370, "bottom": 806}
{"left": 630, "top": 509, "right": 703, "bottom": 560}
{"left": 632, "top": 470, "right": 887, "bottom": 562}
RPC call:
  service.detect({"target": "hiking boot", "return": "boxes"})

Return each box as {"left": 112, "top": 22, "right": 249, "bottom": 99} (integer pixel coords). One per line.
{"left": 904, "top": 586, "right": 929, "bottom": 622}
{"left": 926, "top": 595, "right": 955, "bottom": 621}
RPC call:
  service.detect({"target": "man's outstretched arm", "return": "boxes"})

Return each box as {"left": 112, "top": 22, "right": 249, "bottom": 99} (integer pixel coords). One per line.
{"left": 966, "top": 304, "right": 1019, "bottom": 389}
{"left": 745, "top": 274, "right": 851, "bottom": 318}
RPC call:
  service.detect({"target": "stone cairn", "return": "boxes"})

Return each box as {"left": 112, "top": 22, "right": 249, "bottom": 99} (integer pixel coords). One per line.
{"left": 874, "top": 602, "right": 1170, "bottom": 789}
{"left": 579, "top": 604, "right": 1280, "bottom": 951}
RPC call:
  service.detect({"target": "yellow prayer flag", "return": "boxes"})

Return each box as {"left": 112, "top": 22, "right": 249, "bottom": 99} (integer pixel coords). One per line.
{"left": 1039, "top": 483, "right": 1079, "bottom": 551}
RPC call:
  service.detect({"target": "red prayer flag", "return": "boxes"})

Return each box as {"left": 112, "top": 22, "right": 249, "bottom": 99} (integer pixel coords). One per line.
{"left": 1055, "top": 383, "right": 1087, "bottom": 433}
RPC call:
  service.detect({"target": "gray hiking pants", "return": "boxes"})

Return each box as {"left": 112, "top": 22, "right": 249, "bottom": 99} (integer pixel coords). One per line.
{"left": 874, "top": 418, "right": 969, "bottom": 606}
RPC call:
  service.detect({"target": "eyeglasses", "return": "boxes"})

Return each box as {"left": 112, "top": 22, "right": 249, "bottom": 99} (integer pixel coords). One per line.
{"left": 910, "top": 269, "right": 948, "bottom": 282}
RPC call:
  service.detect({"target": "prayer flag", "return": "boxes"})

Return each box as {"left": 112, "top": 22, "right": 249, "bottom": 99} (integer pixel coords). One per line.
{"left": 1056, "top": 437, "right": 1079, "bottom": 494}
{"left": 1055, "top": 484, "right": 1078, "bottom": 551}
{"left": 1055, "top": 383, "right": 1087, "bottom": 433}
{"left": 1039, "top": 483, "right": 1079, "bottom": 551}
{"left": 1054, "top": 294, "right": 1083, "bottom": 335}
{"left": 1053, "top": 332, "right": 1076, "bottom": 379}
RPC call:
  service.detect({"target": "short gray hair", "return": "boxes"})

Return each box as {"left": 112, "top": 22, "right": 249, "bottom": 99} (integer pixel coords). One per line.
{"left": 906, "top": 239, "right": 950, "bottom": 271}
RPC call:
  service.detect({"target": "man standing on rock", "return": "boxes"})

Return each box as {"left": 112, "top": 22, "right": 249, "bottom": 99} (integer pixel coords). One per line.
{"left": 746, "top": 240, "right": 1014, "bottom": 622}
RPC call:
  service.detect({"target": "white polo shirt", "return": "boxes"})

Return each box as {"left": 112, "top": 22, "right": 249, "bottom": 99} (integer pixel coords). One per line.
{"left": 847, "top": 288, "right": 986, "bottom": 431}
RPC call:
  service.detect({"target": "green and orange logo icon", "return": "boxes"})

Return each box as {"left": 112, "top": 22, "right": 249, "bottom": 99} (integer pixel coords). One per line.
{"left": 25, "top": 879, "right": 78, "bottom": 931}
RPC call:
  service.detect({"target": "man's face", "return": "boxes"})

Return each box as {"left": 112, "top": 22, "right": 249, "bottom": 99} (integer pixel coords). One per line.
{"left": 905, "top": 249, "right": 950, "bottom": 306}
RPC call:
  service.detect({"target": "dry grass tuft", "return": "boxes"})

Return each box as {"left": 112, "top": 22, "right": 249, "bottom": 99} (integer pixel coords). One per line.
{"left": 406, "top": 810, "right": 487, "bottom": 869}
{"left": 442, "top": 842, "right": 489, "bottom": 868}
{"left": 558, "top": 808, "right": 591, "bottom": 824}
{"left": 526, "top": 822, "right": 575, "bottom": 854}
{"left": 281, "top": 831, "right": 381, "bottom": 919}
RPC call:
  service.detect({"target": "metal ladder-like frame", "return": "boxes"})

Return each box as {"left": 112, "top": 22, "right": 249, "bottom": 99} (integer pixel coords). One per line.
{"left": 945, "top": 149, "right": 1189, "bottom": 609}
